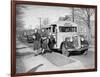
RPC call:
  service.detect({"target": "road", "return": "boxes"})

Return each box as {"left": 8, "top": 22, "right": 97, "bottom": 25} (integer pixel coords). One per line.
{"left": 16, "top": 38, "right": 59, "bottom": 73}
{"left": 16, "top": 38, "right": 94, "bottom": 73}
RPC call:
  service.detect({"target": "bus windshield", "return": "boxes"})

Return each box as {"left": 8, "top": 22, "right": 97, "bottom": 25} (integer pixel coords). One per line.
{"left": 59, "top": 26, "right": 77, "bottom": 32}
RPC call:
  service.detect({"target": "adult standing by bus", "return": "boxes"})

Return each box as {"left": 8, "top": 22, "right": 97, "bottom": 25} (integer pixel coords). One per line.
{"left": 33, "top": 29, "right": 41, "bottom": 55}
{"left": 48, "top": 34, "right": 56, "bottom": 50}
{"left": 41, "top": 29, "right": 49, "bottom": 50}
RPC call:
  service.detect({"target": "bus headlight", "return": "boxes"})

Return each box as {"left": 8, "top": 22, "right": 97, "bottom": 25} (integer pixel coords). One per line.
{"left": 70, "top": 38, "right": 73, "bottom": 42}
{"left": 81, "top": 37, "right": 84, "bottom": 41}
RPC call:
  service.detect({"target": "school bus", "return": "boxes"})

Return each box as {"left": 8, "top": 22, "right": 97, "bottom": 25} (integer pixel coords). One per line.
{"left": 46, "top": 20, "right": 89, "bottom": 55}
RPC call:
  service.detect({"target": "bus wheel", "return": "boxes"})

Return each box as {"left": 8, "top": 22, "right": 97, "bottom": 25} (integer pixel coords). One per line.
{"left": 60, "top": 42, "right": 64, "bottom": 54}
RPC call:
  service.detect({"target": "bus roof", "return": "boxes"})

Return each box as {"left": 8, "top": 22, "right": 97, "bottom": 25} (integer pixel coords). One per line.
{"left": 53, "top": 20, "right": 77, "bottom": 27}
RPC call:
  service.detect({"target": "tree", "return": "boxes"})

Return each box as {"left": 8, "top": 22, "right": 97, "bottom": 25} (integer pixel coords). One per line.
{"left": 74, "top": 8, "right": 94, "bottom": 29}
{"left": 72, "top": 8, "right": 94, "bottom": 41}
{"left": 16, "top": 5, "right": 28, "bottom": 36}
{"left": 16, "top": 5, "right": 28, "bottom": 31}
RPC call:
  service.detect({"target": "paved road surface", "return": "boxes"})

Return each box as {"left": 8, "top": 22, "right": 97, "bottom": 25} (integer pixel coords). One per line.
{"left": 16, "top": 38, "right": 94, "bottom": 73}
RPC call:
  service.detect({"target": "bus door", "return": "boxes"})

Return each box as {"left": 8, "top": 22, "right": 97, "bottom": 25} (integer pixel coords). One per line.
{"left": 50, "top": 24, "right": 57, "bottom": 47}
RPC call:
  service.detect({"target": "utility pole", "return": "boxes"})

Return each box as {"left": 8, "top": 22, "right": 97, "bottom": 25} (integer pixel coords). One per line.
{"left": 72, "top": 8, "right": 74, "bottom": 22}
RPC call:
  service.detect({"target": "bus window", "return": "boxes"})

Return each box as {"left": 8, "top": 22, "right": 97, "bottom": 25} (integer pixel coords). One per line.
{"left": 59, "top": 26, "right": 77, "bottom": 32}
{"left": 59, "top": 26, "right": 66, "bottom": 32}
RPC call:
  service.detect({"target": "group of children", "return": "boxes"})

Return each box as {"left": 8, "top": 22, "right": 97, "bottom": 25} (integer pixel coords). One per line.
{"left": 32, "top": 29, "right": 56, "bottom": 56}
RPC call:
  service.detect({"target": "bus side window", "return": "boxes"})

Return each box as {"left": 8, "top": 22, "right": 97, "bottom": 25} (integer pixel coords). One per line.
{"left": 75, "top": 27, "right": 77, "bottom": 32}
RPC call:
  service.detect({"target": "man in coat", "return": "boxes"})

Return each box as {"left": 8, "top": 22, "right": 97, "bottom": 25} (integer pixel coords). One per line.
{"left": 32, "top": 29, "right": 42, "bottom": 55}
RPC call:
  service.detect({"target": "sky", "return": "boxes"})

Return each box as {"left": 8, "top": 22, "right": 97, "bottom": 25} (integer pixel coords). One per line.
{"left": 17, "top": 4, "right": 95, "bottom": 30}
{"left": 17, "top": 4, "right": 71, "bottom": 29}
